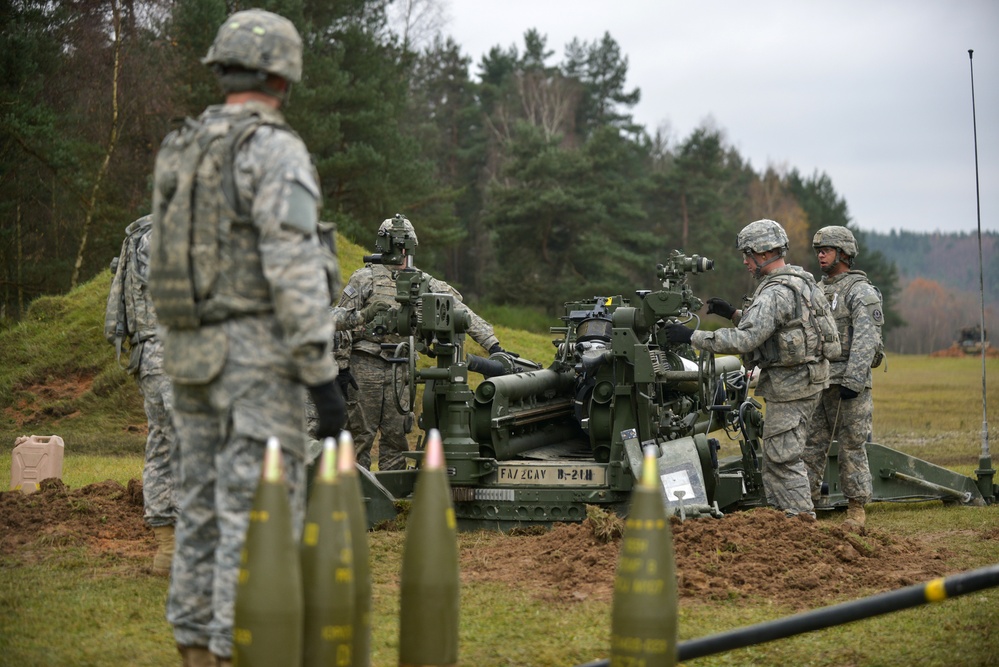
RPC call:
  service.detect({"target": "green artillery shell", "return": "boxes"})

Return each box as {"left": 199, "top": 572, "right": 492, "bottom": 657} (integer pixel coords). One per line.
{"left": 398, "top": 429, "right": 459, "bottom": 667}
{"left": 302, "top": 437, "right": 355, "bottom": 667}
{"left": 233, "top": 437, "right": 304, "bottom": 667}
{"left": 338, "top": 431, "right": 372, "bottom": 667}
{"left": 610, "top": 447, "right": 679, "bottom": 667}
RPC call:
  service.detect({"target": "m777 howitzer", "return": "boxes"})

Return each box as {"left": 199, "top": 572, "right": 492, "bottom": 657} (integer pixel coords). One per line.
{"left": 358, "top": 250, "right": 995, "bottom": 531}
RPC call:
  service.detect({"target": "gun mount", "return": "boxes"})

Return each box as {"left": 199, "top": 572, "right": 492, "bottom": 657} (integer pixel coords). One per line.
{"left": 357, "top": 250, "right": 994, "bottom": 531}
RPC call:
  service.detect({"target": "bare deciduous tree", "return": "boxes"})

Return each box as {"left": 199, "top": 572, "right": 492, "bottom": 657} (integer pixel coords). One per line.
{"left": 71, "top": 0, "right": 124, "bottom": 288}
{"left": 387, "top": 0, "right": 449, "bottom": 51}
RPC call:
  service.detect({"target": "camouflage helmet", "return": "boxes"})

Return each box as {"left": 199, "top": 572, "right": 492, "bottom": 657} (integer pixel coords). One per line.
{"left": 736, "top": 219, "right": 789, "bottom": 255}
{"left": 812, "top": 226, "right": 859, "bottom": 258}
{"left": 378, "top": 216, "right": 418, "bottom": 246}
{"left": 202, "top": 9, "right": 303, "bottom": 83}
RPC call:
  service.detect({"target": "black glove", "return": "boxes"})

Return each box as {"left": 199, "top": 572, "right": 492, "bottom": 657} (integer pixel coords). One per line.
{"left": 308, "top": 381, "right": 347, "bottom": 439}
{"left": 335, "top": 367, "right": 358, "bottom": 395}
{"left": 360, "top": 296, "right": 397, "bottom": 323}
{"left": 839, "top": 386, "right": 860, "bottom": 401}
{"left": 706, "top": 297, "right": 736, "bottom": 320}
{"left": 664, "top": 323, "right": 694, "bottom": 345}
{"left": 489, "top": 343, "right": 504, "bottom": 355}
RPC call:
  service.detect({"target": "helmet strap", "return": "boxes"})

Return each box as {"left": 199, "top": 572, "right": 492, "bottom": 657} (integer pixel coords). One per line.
{"left": 753, "top": 248, "right": 784, "bottom": 278}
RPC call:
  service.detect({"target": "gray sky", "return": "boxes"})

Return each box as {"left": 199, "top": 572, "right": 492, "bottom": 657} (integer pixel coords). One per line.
{"left": 443, "top": 0, "right": 998, "bottom": 235}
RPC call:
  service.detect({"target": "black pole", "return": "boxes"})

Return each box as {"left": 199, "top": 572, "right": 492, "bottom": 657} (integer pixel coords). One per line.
{"left": 968, "top": 49, "right": 994, "bottom": 503}
{"left": 573, "top": 564, "right": 999, "bottom": 666}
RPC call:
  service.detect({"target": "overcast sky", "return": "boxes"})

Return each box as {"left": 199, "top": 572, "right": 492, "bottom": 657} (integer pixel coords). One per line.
{"left": 442, "top": 0, "right": 998, "bottom": 236}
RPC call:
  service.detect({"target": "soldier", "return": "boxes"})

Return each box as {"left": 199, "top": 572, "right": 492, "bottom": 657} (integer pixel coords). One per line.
{"left": 333, "top": 216, "right": 504, "bottom": 470}
{"left": 104, "top": 214, "right": 177, "bottom": 576}
{"left": 803, "top": 226, "right": 884, "bottom": 530}
{"left": 147, "top": 10, "right": 346, "bottom": 667}
{"left": 664, "top": 219, "right": 832, "bottom": 520}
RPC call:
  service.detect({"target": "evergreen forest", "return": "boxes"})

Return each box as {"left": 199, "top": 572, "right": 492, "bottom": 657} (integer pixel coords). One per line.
{"left": 0, "top": 0, "right": 925, "bottom": 339}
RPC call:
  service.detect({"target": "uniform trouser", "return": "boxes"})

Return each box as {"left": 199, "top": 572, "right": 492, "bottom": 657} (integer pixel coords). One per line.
{"left": 137, "top": 371, "right": 178, "bottom": 527}
{"left": 803, "top": 385, "right": 874, "bottom": 504}
{"left": 761, "top": 392, "right": 822, "bottom": 515}
{"left": 346, "top": 352, "right": 409, "bottom": 470}
{"left": 166, "top": 362, "right": 307, "bottom": 658}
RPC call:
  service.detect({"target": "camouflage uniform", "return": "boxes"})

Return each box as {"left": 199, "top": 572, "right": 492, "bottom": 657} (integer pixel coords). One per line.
{"left": 336, "top": 263, "right": 499, "bottom": 470}
{"left": 105, "top": 215, "right": 178, "bottom": 529}
{"left": 691, "top": 266, "right": 829, "bottom": 516}
{"left": 803, "top": 271, "right": 883, "bottom": 505}
{"left": 150, "top": 11, "right": 338, "bottom": 660}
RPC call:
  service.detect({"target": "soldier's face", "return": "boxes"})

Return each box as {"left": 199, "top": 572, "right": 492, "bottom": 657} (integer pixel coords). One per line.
{"left": 815, "top": 247, "right": 842, "bottom": 274}
{"left": 742, "top": 251, "right": 762, "bottom": 274}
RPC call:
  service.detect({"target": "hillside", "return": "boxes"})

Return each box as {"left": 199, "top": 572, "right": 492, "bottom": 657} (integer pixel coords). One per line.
{"left": 0, "top": 234, "right": 555, "bottom": 453}
{"left": 864, "top": 229, "right": 997, "bottom": 300}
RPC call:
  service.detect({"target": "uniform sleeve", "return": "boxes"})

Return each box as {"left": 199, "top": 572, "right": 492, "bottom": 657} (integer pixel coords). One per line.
{"left": 134, "top": 223, "right": 154, "bottom": 286}
{"left": 336, "top": 268, "right": 370, "bottom": 324}
{"left": 428, "top": 276, "right": 499, "bottom": 352}
{"left": 691, "top": 284, "right": 791, "bottom": 355}
{"left": 246, "top": 126, "right": 335, "bottom": 387}
{"left": 841, "top": 282, "right": 881, "bottom": 391}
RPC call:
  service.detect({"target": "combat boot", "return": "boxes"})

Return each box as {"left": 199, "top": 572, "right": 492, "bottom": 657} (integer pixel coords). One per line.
{"left": 152, "top": 525, "right": 175, "bottom": 576}
{"left": 177, "top": 644, "right": 217, "bottom": 667}
{"left": 843, "top": 499, "right": 866, "bottom": 530}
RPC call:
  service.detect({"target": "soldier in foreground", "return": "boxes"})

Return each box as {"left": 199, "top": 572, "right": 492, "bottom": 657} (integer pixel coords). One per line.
{"left": 148, "top": 10, "right": 345, "bottom": 666}
{"left": 803, "top": 226, "right": 884, "bottom": 530}
{"left": 104, "top": 214, "right": 177, "bottom": 576}
{"left": 664, "top": 219, "right": 834, "bottom": 520}
{"left": 333, "top": 216, "right": 504, "bottom": 470}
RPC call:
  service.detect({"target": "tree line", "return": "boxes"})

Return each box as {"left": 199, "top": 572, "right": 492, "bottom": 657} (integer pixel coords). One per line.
{"left": 1, "top": 0, "right": 902, "bottom": 337}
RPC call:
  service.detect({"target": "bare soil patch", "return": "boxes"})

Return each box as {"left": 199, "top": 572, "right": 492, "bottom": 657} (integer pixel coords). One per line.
{"left": 5, "top": 371, "right": 95, "bottom": 428}
{"left": 461, "top": 509, "right": 969, "bottom": 609}
{"left": 2, "top": 480, "right": 986, "bottom": 609}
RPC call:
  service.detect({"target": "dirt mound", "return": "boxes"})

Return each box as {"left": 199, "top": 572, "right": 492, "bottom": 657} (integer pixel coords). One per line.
{"left": 0, "top": 481, "right": 964, "bottom": 608}
{"left": 461, "top": 509, "right": 955, "bottom": 608}
{"left": 0, "top": 477, "right": 150, "bottom": 563}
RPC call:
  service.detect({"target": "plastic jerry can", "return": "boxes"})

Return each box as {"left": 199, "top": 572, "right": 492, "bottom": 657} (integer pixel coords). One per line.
{"left": 10, "top": 435, "right": 65, "bottom": 494}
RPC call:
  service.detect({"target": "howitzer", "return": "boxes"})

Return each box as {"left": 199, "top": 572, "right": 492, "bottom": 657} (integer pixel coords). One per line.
{"left": 359, "top": 249, "right": 996, "bottom": 530}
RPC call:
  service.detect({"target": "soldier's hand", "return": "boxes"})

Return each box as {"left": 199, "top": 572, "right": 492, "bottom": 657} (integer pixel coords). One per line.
{"left": 706, "top": 297, "right": 736, "bottom": 320}
{"left": 664, "top": 323, "right": 694, "bottom": 345}
{"left": 839, "top": 386, "right": 860, "bottom": 401}
{"left": 360, "top": 296, "right": 397, "bottom": 323}
{"left": 308, "top": 381, "right": 347, "bottom": 439}
{"left": 336, "top": 367, "right": 359, "bottom": 395}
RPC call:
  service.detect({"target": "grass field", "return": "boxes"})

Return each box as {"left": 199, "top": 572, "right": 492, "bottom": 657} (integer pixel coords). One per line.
{"left": 2, "top": 354, "right": 998, "bottom": 666}
{"left": 1, "top": 246, "right": 997, "bottom": 666}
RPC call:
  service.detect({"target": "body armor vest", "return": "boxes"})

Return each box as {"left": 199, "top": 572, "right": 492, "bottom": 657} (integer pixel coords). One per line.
{"left": 748, "top": 266, "right": 840, "bottom": 368}
{"left": 150, "top": 104, "right": 289, "bottom": 329}
{"left": 105, "top": 216, "right": 158, "bottom": 362}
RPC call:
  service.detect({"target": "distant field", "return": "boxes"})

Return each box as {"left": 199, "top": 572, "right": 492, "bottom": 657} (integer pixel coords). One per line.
{"left": 2, "top": 343, "right": 997, "bottom": 666}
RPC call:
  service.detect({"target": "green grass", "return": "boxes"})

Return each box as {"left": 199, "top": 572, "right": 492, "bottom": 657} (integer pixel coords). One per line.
{"left": 2, "top": 239, "right": 998, "bottom": 666}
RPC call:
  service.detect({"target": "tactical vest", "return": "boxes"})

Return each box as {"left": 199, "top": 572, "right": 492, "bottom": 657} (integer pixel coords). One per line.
{"left": 352, "top": 264, "right": 407, "bottom": 358}
{"left": 104, "top": 216, "right": 158, "bottom": 364}
{"left": 149, "top": 104, "right": 290, "bottom": 330}
{"left": 824, "top": 270, "right": 885, "bottom": 367}
{"left": 750, "top": 266, "right": 841, "bottom": 368}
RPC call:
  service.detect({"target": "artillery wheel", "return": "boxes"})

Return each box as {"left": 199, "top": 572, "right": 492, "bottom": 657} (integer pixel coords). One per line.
{"left": 697, "top": 349, "right": 717, "bottom": 408}
{"left": 392, "top": 336, "right": 417, "bottom": 416}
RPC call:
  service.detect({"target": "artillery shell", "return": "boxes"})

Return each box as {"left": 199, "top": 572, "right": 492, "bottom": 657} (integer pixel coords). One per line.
{"left": 233, "top": 437, "right": 304, "bottom": 667}
{"left": 398, "top": 429, "right": 460, "bottom": 667}
{"left": 302, "top": 437, "right": 355, "bottom": 667}
{"left": 610, "top": 447, "right": 679, "bottom": 667}
{"left": 338, "top": 431, "right": 372, "bottom": 667}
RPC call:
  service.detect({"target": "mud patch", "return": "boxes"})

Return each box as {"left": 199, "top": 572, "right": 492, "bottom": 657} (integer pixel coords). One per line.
{"left": 460, "top": 508, "right": 960, "bottom": 608}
